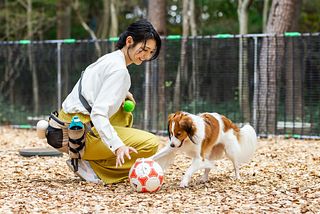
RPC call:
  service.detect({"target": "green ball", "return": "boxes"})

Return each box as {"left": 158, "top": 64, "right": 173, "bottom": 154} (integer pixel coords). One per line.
{"left": 123, "top": 100, "right": 135, "bottom": 112}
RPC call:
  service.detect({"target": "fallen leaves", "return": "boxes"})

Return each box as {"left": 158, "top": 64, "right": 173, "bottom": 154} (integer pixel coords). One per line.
{"left": 0, "top": 127, "right": 319, "bottom": 213}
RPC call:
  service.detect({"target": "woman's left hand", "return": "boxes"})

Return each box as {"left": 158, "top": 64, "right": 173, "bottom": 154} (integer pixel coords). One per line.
{"left": 115, "top": 145, "right": 138, "bottom": 167}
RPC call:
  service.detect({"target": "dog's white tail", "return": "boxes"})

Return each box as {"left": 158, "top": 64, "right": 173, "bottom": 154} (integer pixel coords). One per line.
{"left": 237, "top": 124, "right": 257, "bottom": 164}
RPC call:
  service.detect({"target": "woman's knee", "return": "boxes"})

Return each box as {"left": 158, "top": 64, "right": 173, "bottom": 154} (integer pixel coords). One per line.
{"left": 144, "top": 134, "right": 159, "bottom": 154}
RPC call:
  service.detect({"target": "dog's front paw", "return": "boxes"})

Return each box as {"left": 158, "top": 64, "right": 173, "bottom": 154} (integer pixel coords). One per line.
{"left": 199, "top": 174, "right": 209, "bottom": 183}
{"left": 179, "top": 179, "right": 189, "bottom": 188}
{"left": 231, "top": 175, "right": 241, "bottom": 180}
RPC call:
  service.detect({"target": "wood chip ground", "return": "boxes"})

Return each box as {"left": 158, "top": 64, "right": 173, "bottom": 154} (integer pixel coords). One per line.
{"left": 0, "top": 127, "right": 319, "bottom": 213}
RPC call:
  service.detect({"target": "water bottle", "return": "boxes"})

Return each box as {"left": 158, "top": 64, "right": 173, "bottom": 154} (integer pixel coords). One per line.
{"left": 69, "top": 116, "right": 84, "bottom": 130}
{"left": 68, "top": 116, "right": 84, "bottom": 140}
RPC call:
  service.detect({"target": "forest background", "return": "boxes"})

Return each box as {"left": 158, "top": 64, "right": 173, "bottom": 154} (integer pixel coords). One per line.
{"left": 0, "top": 0, "right": 320, "bottom": 41}
{"left": 0, "top": 0, "right": 319, "bottom": 136}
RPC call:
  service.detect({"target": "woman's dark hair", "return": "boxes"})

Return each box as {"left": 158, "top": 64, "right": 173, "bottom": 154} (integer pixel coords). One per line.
{"left": 116, "top": 19, "right": 161, "bottom": 60}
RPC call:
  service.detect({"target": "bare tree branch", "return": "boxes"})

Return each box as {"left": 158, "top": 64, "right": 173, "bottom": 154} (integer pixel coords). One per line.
{"left": 17, "top": 0, "right": 27, "bottom": 10}
{"left": 71, "top": 0, "right": 101, "bottom": 57}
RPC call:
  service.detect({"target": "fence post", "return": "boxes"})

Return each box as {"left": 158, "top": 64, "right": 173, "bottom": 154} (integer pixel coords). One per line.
{"left": 151, "top": 60, "right": 158, "bottom": 133}
{"left": 252, "top": 36, "right": 258, "bottom": 130}
{"left": 144, "top": 62, "right": 151, "bottom": 131}
{"left": 57, "top": 42, "right": 62, "bottom": 111}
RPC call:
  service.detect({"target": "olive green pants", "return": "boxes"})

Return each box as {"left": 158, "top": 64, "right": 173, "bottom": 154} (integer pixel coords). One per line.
{"left": 59, "top": 109, "right": 159, "bottom": 184}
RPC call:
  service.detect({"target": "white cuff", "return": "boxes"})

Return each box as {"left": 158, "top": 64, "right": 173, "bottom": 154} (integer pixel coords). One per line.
{"left": 102, "top": 135, "right": 124, "bottom": 153}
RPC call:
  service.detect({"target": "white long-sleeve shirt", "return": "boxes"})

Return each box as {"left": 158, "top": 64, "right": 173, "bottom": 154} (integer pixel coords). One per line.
{"left": 62, "top": 50, "right": 130, "bottom": 153}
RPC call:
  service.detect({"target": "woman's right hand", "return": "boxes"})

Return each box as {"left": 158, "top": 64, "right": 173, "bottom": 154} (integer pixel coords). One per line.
{"left": 115, "top": 145, "right": 138, "bottom": 167}
{"left": 125, "top": 91, "right": 136, "bottom": 104}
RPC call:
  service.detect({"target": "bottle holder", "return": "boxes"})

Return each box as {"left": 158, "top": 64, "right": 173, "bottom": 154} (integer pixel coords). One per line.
{"left": 68, "top": 116, "right": 85, "bottom": 172}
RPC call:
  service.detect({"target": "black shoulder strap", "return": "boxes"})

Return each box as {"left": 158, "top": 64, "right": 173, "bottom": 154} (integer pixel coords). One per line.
{"left": 78, "top": 71, "right": 92, "bottom": 113}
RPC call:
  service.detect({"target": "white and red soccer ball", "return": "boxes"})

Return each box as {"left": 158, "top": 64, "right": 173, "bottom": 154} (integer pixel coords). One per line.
{"left": 129, "top": 158, "right": 164, "bottom": 193}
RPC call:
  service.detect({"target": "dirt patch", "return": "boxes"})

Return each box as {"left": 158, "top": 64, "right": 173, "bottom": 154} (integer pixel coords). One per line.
{"left": 0, "top": 127, "right": 319, "bottom": 213}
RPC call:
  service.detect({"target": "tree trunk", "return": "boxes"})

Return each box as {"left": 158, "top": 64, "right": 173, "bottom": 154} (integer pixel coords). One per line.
{"left": 27, "top": 0, "right": 39, "bottom": 115}
{"left": 1, "top": 48, "right": 24, "bottom": 106}
{"left": 238, "top": 0, "right": 252, "bottom": 34}
{"left": 173, "top": 0, "right": 189, "bottom": 110}
{"left": 238, "top": 0, "right": 252, "bottom": 123}
{"left": 108, "top": 0, "right": 118, "bottom": 52}
{"left": 97, "top": 0, "right": 110, "bottom": 39}
{"left": 284, "top": 0, "right": 303, "bottom": 126}
{"left": 57, "top": 0, "right": 71, "bottom": 99}
{"left": 148, "top": 0, "right": 166, "bottom": 35}
{"left": 57, "top": 0, "right": 71, "bottom": 39}
{"left": 189, "top": 0, "right": 198, "bottom": 113}
{"left": 109, "top": 0, "right": 118, "bottom": 38}
{"left": 148, "top": 0, "right": 166, "bottom": 132}
{"left": 3, "top": 0, "right": 15, "bottom": 106}
{"left": 4, "top": 0, "right": 9, "bottom": 39}
{"left": 189, "top": 0, "right": 196, "bottom": 36}
{"left": 262, "top": 0, "right": 270, "bottom": 33}
{"left": 256, "top": 0, "right": 299, "bottom": 135}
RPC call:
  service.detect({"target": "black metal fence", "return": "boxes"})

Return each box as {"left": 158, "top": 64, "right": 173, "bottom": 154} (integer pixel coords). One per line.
{"left": 0, "top": 34, "right": 319, "bottom": 138}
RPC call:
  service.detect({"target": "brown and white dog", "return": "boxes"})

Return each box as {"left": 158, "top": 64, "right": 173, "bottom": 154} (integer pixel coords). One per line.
{"left": 151, "top": 111, "right": 257, "bottom": 187}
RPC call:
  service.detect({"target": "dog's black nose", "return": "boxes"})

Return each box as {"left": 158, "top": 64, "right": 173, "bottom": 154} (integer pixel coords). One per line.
{"left": 170, "top": 143, "right": 175, "bottom": 148}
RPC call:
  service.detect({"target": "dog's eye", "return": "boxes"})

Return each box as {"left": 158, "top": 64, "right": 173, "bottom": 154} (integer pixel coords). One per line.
{"left": 176, "top": 132, "right": 181, "bottom": 137}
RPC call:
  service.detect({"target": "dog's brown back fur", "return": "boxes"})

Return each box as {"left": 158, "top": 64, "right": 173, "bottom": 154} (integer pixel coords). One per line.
{"left": 200, "top": 113, "right": 220, "bottom": 160}
{"left": 221, "top": 115, "right": 240, "bottom": 141}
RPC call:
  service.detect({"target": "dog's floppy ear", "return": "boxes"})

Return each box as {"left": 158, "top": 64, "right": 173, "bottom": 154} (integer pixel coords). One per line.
{"left": 179, "top": 115, "right": 196, "bottom": 136}
{"left": 167, "top": 113, "right": 175, "bottom": 140}
{"left": 168, "top": 113, "right": 175, "bottom": 121}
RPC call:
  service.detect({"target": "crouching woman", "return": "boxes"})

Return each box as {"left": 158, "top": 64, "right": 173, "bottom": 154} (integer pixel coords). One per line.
{"left": 46, "top": 19, "right": 161, "bottom": 184}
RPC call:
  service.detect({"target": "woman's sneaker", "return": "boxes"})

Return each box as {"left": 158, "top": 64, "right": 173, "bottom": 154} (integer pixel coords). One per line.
{"left": 66, "top": 159, "right": 102, "bottom": 183}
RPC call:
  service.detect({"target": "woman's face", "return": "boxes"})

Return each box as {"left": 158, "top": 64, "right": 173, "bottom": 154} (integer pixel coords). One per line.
{"left": 127, "top": 38, "right": 157, "bottom": 65}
